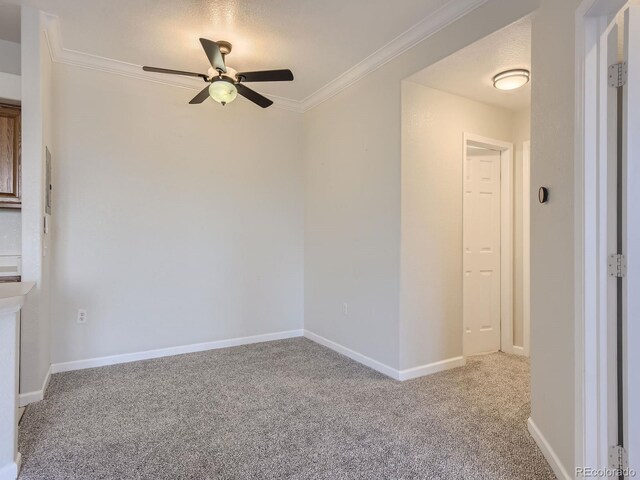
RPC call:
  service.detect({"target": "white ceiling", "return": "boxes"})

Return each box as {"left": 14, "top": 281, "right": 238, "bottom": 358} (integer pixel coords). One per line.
{"left": 0, "top": 4, "right": 21, "bottom": 43}
{"left": 13, "top": 0, "right": 462, "bottom": 101}
{"left": 407, "top": 16, "right": 531, "bottom": 111}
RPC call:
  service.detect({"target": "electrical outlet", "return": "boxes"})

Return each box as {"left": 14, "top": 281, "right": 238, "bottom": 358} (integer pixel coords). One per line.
{"left": 343, "top": 302, "right": 349, "bottom": 316}
{"left": 76, "top": 309, "right": 87, "bottom": 324}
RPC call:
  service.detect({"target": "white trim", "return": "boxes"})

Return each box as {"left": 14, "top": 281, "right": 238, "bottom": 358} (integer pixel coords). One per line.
{"left": 527, "top": 417, "right": 572, "bottom": 480}
{"left": 18, "top": 364, "right": 51, "bottom": 407}
{"left": 27, "top": 328, "right": 465, "bottom": 388}
{"left": 303, "top": 330, "right": 399, "bottom": 379}
{"left": 298, "top": 0, "right": 488, "bottom": 111}
{"left": 622, "top": 4, "right": 640, "bottom": 471}
{"left": 397, "top": 356, "right": 466, "bottom": 381}
{"left": 522, "top": 140, "right": 531, "bottom": 357}
{"left": 303, "top": 329, "right": 465, "bottom": 381}
{"left": 0, "top": 72, "right": 21, "bottom": 102}
{"left": 51, "top": 329, "right": 304, "bottom": 374}
{"left": 0, "top": 453, "right": 20, "bottom": 480}
{"left": 575, "top": 0, "right": 628, "bottom": 472}
{"left": 512, "top": 345, "right": 525, "bottom": 356}
{"left": 40, "top": 14, "right": 302, "bottom": 113}
{"left": 462, "top": 133, "right": 514, "bottom": 356}
{"left": 500, "top": 141, "right": 514, "bottom": 355}
{"left": 40, "top": 0, "right": 488, "bottom": 114}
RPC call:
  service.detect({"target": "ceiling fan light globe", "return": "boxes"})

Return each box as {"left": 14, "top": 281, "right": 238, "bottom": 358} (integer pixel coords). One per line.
{"left": 209, "top": 79, "right": 238, "bottom": 105}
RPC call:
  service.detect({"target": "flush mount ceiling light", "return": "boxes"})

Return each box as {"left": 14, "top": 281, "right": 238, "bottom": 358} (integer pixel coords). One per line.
{"left": 493, "top": 69, "right": 530, "bottom": 90}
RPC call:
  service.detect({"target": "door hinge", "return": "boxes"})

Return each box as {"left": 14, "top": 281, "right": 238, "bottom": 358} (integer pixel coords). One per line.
{"left": 609, "top": 62, "right": 627, "bottom": 87}
{"left": 608, "top": 253, "right": 626, "bottom": 278}
{"left": 609, "top": 444, "right": 629, "bottom": 471}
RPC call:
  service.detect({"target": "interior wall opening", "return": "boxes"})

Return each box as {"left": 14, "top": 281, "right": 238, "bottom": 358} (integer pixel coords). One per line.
{"left": 400, "top": 13, "right": 532, "bottom": 371}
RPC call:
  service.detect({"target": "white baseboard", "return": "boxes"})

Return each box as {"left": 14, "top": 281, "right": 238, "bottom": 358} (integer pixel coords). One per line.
{"left": 499, "top": 344, "right": 528, "bottom": 357}
{"left": 19, "top": 365, "right": 51, "bottom": 407}
{"left": 33, "top": 328, "right": 465, "bottom": 400}
{"left": 527, "top": 417, "right": 571, "bottom": 480}
{"left": 303, "top": 329, "right": 400, "bottom": 379}
{"left": 512, "top": 345, "right": 526, "bottom": 356}
{"left": 0, "top": 453, "right": 20, "bottom": 480}
{"left": 398, "top": 356, "right": 466, "bottom": 380}
{"left": 303, "top": 330, "right": 465, "bottom": 381}
{"left": 50, "top": 329, "right": 304, "bottom": 374}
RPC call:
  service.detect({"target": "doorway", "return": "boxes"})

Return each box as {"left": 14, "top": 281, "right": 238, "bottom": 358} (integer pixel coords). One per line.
{"left": 577, "top": 0, "right": 639, "bottom": 473}
{"left": 463, "top": 134, "right": 513, "bottom": 356}
{"left": 399, "top": 15, "right": 531, "bottom": 373}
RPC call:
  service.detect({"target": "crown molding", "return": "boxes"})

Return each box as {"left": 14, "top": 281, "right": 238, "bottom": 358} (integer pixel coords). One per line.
{"left": 41, "top": 0, "right": 487, "bottom": 114}
{"left": 299, "top": 0, "right": 488, "bottom": 111}
{"left": 41, "top": 13, "right": 304, "bottom": 113}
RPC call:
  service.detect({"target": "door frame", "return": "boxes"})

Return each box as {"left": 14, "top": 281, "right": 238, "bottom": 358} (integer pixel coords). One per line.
{"left": 522, "top": 140, "right": 531, "bottom": 357}
{"left": 462, "top": 133, "right": 514, "bottom": 356}
{"left": 575, "top": 0, "right": 634, "bottom": 472}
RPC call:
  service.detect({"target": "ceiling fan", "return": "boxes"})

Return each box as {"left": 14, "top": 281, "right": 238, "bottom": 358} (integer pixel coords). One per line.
{"left": 142, "top": 39, "right": 294, "bottom": 108}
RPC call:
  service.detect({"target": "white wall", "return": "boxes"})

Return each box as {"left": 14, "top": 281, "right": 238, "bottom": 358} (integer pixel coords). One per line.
{"left": 400, "top": 83, "right": 516, "bottom": 369}
{"left": 529, "top": 0, "right": 581, "bottom": 473}
{"left": 0, "top": 211, "right": 21, "bottom": 255}
{"left": 50, "top": 64, "right": 304, "bottom": 364}
{"left": 304, "top": 0, "right": 538, "bottom": 371}
{"left": 0, "top": 38, "right": 21, "bottom": 102}
{"left": 21, "top": 0, "right": 577, "bottom": 474}
{"left": 0, "top": 71, "right": 20, "bottom": 103}
{"left": 511, "top": 107, "right": 530, "bottom": 348}
{"left": 305, "top": 0, "right": 578, "bottom": 473}
{"left": 303, "top": 63, "right": 402, "bottom": 368}
{"left": 0, "top": 39, "right": 20, "bottom": 76}
{"left": 19, "top": 7, "right": 53, "bottom": 394}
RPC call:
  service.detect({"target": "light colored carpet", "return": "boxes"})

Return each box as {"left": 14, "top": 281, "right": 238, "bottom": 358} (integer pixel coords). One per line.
{"left": 18, "top": 338, "right": 554, "bottom": 479}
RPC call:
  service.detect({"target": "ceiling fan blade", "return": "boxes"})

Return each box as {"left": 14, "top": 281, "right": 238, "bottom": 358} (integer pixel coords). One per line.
{"left": 199, "top": 38, "right": 226, "bottom": 73}
{"left": 143, "top": 66, "right": 208, "bottom": 81}
{"left": 189, "top": 85, "right": 211, "bottom": 104}
{"left": 236, "top": 69, "right": 294, "bottom": 82}
{"left": 236, "top": 83, "right": 273, "bottom": 108}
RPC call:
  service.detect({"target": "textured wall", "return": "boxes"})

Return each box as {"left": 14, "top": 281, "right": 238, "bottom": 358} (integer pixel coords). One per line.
{"left": 0, "top": 210, "right": 21, "bottom": 256}
{"left": 529, "top": 0, "right": 582, "bottom": 473}
{"left": 50, "top": 64, "right": 304, "bottom": 364}
{"left": 304, "top": 0, "right": 538, "bottom": 370}
{"left": 0, "top": 39, "right": 20, "bottom": 76}
{"left": 400, "top": 83, "right": 516, "bottom": 369}
{"left": 19, "top": 8, "right": 53, "bottom": 394}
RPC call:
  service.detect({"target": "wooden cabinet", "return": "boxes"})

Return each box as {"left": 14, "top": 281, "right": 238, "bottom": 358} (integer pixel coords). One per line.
{"left": 0, "top": 104, "right": 21, "bottom": 209}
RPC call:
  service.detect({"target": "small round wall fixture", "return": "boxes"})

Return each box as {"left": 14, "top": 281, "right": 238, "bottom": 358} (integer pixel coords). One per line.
{"left": 493, "top": 69, "right": 530, "bottom": 91}
{"left": 538, "top": 187, "right": 549, "bottom": 204}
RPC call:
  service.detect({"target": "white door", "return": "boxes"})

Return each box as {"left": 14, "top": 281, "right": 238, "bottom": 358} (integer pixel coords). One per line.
{"left": 463, "top": 146, "right": 501, "bottom": 355}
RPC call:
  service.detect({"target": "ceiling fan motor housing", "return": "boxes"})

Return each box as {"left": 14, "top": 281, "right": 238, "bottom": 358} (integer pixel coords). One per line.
{"left": 216, "top": 41, "right": 232, "bottom": 56}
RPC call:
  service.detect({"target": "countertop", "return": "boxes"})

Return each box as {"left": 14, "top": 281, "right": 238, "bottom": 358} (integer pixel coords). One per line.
{"left": 0, "top": 281, "right": 35, "bottom": 313}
